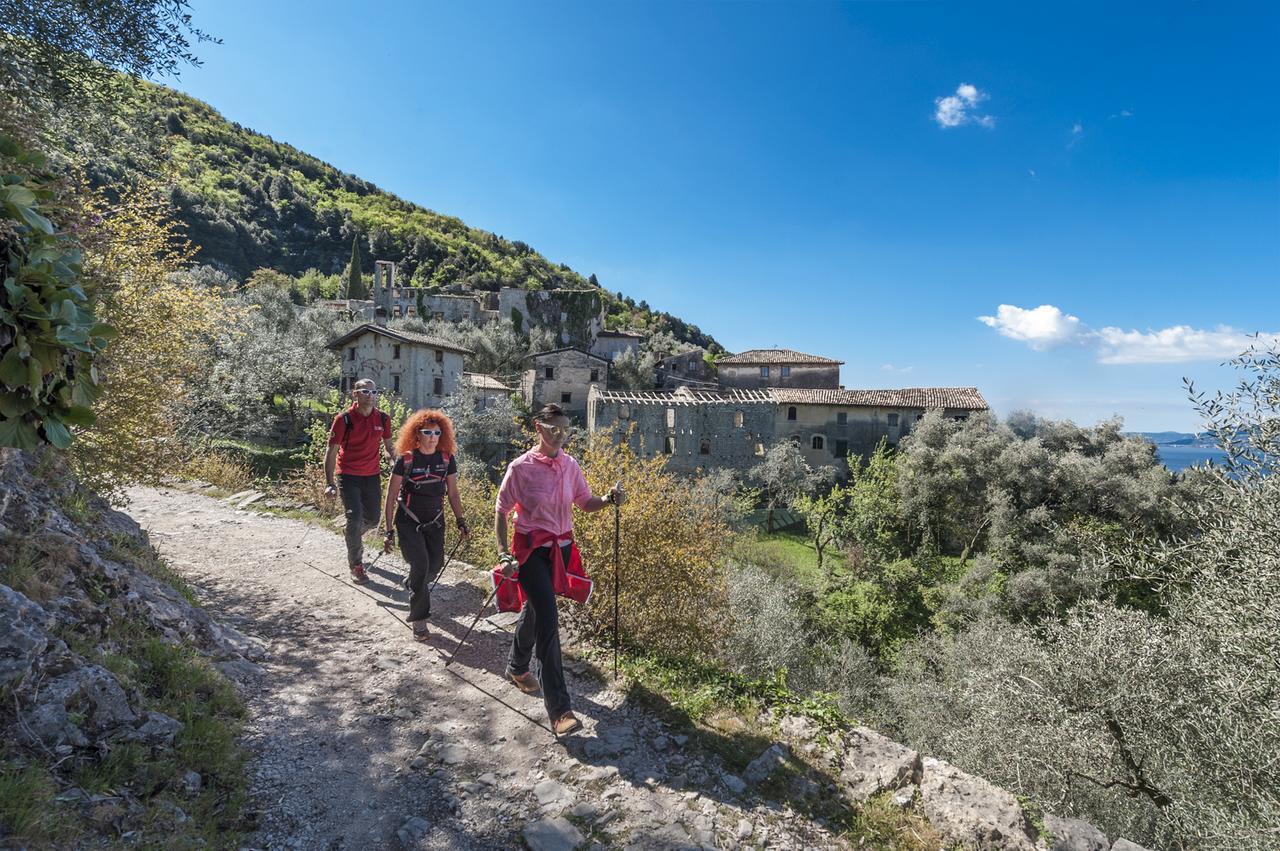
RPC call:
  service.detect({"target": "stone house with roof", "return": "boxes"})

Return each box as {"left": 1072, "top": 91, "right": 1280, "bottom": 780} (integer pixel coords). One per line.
{"left": 656, "top": 348, "right": 714, "bottom": 390}
{"left": 588, "top": 347, "right": 988, "bottom": 476}
{"left": 717, "top": 349, "right": 843, "bottom": 391}
{"left": 590, "top": 329, "right": 647, "bottom": 362}
{"left": 328, "top": 324, "right": 472, "bottom": 411}
{"left": 463, "top": 372, "right": 514, "bottom": 410}
{"left": 521, "top": 348, "right": 610, "bottom": 423}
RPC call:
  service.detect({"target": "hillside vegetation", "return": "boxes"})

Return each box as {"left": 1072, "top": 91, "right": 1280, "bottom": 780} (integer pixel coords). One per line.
{"left": 57, "top": 75, "right": 720, "bottom": 351}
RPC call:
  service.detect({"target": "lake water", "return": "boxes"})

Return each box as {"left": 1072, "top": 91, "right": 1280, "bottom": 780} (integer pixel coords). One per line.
{"left": 1156, "top": 444, "right": 1230, "bottom": 472}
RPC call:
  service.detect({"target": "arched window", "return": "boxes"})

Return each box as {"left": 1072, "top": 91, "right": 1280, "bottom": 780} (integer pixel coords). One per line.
{"left": 811, "top": 435, "right": 825, "bottom": 450}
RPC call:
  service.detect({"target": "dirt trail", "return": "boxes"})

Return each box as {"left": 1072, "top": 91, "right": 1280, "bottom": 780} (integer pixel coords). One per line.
{"left": 125, "top": 486, "right": 843, "bottom": 850}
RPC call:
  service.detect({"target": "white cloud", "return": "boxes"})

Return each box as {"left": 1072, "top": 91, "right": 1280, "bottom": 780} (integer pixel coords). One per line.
{"left": 978, "top": 303, "right": 1279, "bottom": 364}
{"left": 978, "top": 304, "right": 1087, "bottom": 349}
{"left": 934, "top": 83, "right": 995, "bottom": 129}
{"left": 1095, "top": 325, "right": 1267, "bottom": 364}
{"left": 1071, "top": 122, "right": 1083, "bottom": 135}
{"left": 881, "top": 363, "right": 915, "bottom": 374}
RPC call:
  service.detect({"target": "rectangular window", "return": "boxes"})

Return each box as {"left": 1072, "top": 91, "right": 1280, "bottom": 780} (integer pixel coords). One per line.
{"left": 393, "top": 344, "right": 401, "bottom": 359}
{"left": 348, "top": 347, "right": 356, "bottom": 362}
{"left": 435, "top": 349, "right": 444, "bottom": 363}
{"left": 780, "top": 366, "right": 791, "bottom": 377}
{"left": 590, "top": 369, "right": 599, "bottom": 382}
{"left": 393, "top": 305, "right": 403, "bottom": 318}
{"left": 545, "top": 367, "right": 554, "bottom": 380}
{"left": 618, "top": 404, "right": 631, "bottom": 420}
{"left": 433, "top": 377, "right": 443, "bottom": 395}
{"left": 393, "top": 375, "right": 401, "bottom": 393}
{"left": 666, "top": 408, "right": 675, "bottom": 428}
{"left": 433, "top": 311, "right": 445, "bottom": 321}
{"left": 664, "top": 436, "right": 675, "bottom": 455}
{"left": 760, "top": 366, "right": 770, "bottom": 378}
{"left": 561, "top": 392, "right": 572, "bottom": 404}
{"left": 835, "top": 439, "right": 848, "bottom": 457}
{"left": 837, "top": 411, "right": 847, "bottom": 425}
{"left": 888, "top": 413, "right": 899, "bottom": 427}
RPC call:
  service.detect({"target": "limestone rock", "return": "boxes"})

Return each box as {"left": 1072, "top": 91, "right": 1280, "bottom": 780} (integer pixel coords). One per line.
{"left": 780, "top": 714, "right": 820, "bottom": 741}
{"left": 918, "top": 757, "right": 1039, "bottom": 850}
{"left": 744, "top": 742, "right": 790, "bottom": 785}
{"left": 839, "top": 725, "right": 922, "bottom": 802}
{"left": 721, "top": 773, "right": 747, "bottom": 795}
{"left": 130, "top": 710, "right": 183, "bottom": 747}
{"left": 534, "top": 778, "right": 573, "bottom": 806}
{"left": 524, "top": 815, "right": 585, "bottom": 851}
{"left": 1044, "top": 815, "right": 1111, "bottom": 851}
{"left": 395, "top": 815, "right": 431, "bottom": 848}
{"left": 22, "top": 665, "right": 138, "bottom": 749}
{"left": 0, "top": 585, "right": 51, "bottom": 688}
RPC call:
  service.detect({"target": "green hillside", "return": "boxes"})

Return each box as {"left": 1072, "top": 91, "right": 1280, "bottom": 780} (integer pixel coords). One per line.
{"left": 67, "top": 75, "right": 720, "bottom": 350}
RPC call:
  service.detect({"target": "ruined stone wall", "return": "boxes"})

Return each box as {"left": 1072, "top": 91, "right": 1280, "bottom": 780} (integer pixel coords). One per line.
{"left": 589, "top": 395, "right": 775, "bottom": 474}
{"left": 590, "top": 334, "right": 643, "bottom": 362}
{"left": 499, "top": 288, "right": 605, "bottom": 347}
{"left": 720, "top": 363, "right": 840, "bottom": 390}
{"left": 657, "top": 350, "right": 712, "bottom": 389}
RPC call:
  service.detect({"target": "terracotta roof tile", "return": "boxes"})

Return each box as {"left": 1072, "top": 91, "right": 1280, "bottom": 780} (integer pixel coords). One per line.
{"left": 718, "top": 348, "right": 843, "bottom": 366}
{"left": 769, "top": 387, "right": 989, "bottom": 409}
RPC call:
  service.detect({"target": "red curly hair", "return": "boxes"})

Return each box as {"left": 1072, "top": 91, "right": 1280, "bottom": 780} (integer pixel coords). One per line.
{"left": 396, "top": 409, "right": 457, "bottom": 457}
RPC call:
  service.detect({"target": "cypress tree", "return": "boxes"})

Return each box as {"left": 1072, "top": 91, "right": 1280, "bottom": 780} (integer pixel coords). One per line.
{"left": 345, "top": 235, "right": 366, "bottom": 300}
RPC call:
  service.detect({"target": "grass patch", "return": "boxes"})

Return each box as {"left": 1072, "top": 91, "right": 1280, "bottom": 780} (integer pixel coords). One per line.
{"left": 0, "top": 762, "right": 71, "bottom": 844}
{"left": 208, "top": 437, "right": 306, "bottom": 480}
{"left": 734, "top": 530, "right": 825, "bottom": 588}
{"left": 0, "top": 538, "right": 69, "bottom": 603}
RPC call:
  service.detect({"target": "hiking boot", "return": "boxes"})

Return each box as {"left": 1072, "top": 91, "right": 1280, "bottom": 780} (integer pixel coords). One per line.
{"left": 507, "top": 669, "right": 540, "bottom": 695}
{"left": 552, "top": 712, "right": 582, "bottom": 736}
{"left": 350, "top": 563, "right": 369, "bottom": 584}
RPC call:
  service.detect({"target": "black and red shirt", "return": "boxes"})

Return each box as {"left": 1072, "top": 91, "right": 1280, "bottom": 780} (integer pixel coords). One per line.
{"left": 328, "top": 405, "right": 390, "bottom": 476}
{"left": 393, "top": 450, "right": 456, "bottom": 517}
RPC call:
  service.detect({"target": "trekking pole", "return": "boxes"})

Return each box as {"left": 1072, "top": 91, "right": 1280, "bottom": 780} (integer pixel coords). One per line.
{"left": 612, "top": 480, "right": 621, "bottom": 680}
{"left": 445, "top": 574, "right": 508, "bottom": 667}
{"left": 429, "top": 535, "right": 466, "bottom": 594}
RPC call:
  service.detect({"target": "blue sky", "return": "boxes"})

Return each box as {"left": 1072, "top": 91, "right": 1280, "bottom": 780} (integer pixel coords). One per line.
{"left": 168, "top": 1, "right": 1277, "bottom": 431}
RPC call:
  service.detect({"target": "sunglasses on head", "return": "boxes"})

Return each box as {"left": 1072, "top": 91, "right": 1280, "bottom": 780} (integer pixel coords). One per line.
{"left": 354, "top": 388, "right": 379, "bottom": 396}
{"left": 418, "top": 428, "right": 442, "bottom": 437}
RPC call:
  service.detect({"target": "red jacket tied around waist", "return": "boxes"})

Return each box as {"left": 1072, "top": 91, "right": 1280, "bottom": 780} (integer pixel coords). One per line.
{"left": 493, "top": 529, "right": 593, "bottom": 612}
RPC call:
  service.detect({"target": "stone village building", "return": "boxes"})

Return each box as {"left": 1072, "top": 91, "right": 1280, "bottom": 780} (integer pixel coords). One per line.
{"left": 463, "top": 372, "right": 514, "bottom": 410}
{"left": 588, "top": 348, "right": 988, "bottom": 476}
{"left": 328, "top": 324, "right": 472, "bottom": 410}
{"left": 656, "top": 348, "right": 714, "bottom": 390}
{"left": 590, "top": 329, "right": 646, "bottom": 362}
{"left": 520, "top": 348, "right": 610, "bottom": 424}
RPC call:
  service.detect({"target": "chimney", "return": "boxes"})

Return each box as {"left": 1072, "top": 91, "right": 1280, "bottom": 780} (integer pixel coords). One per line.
{"left": 374, "top": 305, "right": 389, "bottom": 328}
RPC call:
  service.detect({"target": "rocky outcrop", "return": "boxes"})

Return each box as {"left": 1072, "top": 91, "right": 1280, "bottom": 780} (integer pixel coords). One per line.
{"left": 0, "top": 448, "right": 260, "bottom": 839}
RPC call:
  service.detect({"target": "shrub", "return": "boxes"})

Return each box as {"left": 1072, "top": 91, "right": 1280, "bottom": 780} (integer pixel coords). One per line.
{"left": 179, "top": 450, "right": 253, "bottom": 492}
{"left": 561, "top": 434, "right": 735, "bottom": 657}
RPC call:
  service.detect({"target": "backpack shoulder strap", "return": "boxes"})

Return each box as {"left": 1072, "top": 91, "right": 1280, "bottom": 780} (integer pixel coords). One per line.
{"left": 382, "top": 411, "right": 391, "bottom": 432}
{"left": 341, "top": 412, "right": 353, "bottom": 447}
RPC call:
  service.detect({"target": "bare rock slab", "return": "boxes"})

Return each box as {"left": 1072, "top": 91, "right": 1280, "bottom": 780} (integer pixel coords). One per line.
{"left": 840, "top": 725, "right": 921, "bottom": 802}
{"left": 395, "top": 815, "right": 431, "bottom": 848}
{"left": 918, "top": 756, "right": 1039, "bottom": 850}
{"left": 524, "top": 816, "right": 585, "bottom": 851}
{"left": 1044, "top": 815, "right": 1111, "bottom": 851}
{"left": 744, "top": 742, "right": 791, "bottom": 785}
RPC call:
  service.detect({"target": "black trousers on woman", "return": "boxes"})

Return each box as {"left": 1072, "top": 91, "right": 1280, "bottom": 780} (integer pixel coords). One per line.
{"left": 507, "top": 543, "right": 572, "bottom": 721}
{"left": 395, "top": 506, "right": 444, "bottom": 623}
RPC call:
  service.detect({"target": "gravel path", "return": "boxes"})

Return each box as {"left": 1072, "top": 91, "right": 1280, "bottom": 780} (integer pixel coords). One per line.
{"left": 125, "top": 486, "right": 844, "bottom": 850}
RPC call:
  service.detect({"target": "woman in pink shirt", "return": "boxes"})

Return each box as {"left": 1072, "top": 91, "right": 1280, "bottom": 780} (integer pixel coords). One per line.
{"left": 495, "top": 403, "right": 624, "bottom": 735}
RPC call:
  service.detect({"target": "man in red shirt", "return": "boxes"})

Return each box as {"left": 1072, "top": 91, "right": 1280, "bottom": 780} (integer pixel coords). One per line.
{"left": 324, "top": 379, "right": 395, "bottom": 583}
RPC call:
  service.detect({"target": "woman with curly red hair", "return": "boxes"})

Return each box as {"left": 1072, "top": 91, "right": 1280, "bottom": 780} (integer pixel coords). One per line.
{"left": 381, "top": 409, "right": 469, "bottom": 640}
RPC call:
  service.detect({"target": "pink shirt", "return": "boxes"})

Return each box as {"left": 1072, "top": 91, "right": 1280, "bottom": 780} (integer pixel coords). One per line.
{"left": 496, "top": 449, "right": 592, "bottom": 537}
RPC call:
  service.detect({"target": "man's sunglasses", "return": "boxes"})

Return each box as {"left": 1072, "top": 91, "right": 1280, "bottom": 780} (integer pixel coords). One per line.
{"left": 354, "top": 388, "right": 379, "bottom": 396}
{"left": 539, "top": 424, "right": 570, "bottom": 437}
{"left": 418, "top": 428, "right": 442, "bottom": 437}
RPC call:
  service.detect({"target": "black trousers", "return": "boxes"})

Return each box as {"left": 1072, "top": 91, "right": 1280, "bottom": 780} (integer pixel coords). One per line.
{"left": 338, "top": 473, "right": 381, "bottom": 567}
{"left": 395, "top": 506, "right": 444, "bottom": 623}
{"left": 507, "top": 544, "right": 572, "bottom": 721}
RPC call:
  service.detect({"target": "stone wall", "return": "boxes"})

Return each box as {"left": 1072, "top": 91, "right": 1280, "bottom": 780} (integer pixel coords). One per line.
{"left": 590, "top": 333, "right": 644, "bottom": 362}
{"left": 589, "top": 388, "right": 775, "bottom": 474}
{"left": 657, "top": 349, "right": 712, "bottom": 390}
{"left": 337, "top": 333, "right": 465, "bottom": 410}
{"left": 499, "top": 288, "right": 605, "bottom": 347}
{"left": 774, "top": 404, "right": 920, "bottom": 472}
{"left": 720, "top": 363, "right": 840, "bottom": 390}
{"left": 522, "top": 349, "right": 609, "bottom": 423}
